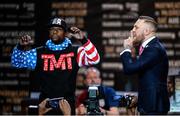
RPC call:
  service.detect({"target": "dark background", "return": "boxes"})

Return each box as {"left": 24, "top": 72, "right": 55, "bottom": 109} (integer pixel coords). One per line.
{"left": 0, "top": 0, "right": 180, "bottom": 114}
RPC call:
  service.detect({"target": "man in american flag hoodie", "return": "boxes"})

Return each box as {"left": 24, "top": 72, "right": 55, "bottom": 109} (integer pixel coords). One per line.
{"left": 11, "top": 17, "right": 100, "bottom": 115}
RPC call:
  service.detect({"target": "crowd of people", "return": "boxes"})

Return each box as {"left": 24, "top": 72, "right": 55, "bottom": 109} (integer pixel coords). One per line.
{"left": 11, "top": 16, "right": 171, "bottom": 115}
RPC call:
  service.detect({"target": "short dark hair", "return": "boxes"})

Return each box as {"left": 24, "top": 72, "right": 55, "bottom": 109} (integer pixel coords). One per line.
{"left": 139, "top": 16, "right": 157, "bottom": 31}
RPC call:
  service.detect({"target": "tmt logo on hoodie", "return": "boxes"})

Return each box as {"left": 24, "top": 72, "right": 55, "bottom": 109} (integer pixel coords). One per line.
{"left": 41, "top": 52, "right": 74, "bottom": 71}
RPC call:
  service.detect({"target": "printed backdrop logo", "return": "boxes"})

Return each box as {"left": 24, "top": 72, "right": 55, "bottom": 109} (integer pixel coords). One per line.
{"left": 41, "top": 52, "right": 74, "bottom": 71}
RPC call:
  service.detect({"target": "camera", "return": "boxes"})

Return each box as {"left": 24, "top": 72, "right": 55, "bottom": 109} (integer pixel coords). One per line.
{"left": 86, "top": 86, "right": 103, "bottom": 115}
{"left": 114, "top": 95, "right": 134, "bottom": 108}
{"left": 46, "top": 97, "right": 64, "bottom": 109}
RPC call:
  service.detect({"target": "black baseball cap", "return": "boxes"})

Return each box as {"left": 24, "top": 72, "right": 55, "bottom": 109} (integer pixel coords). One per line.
{"left": 49, "top": 17, "right": 67, "bottom": 32}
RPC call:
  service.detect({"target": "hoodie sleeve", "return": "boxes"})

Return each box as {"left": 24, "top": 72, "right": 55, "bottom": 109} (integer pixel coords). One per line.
{"left": 77, "top": 39, "right": 100, "bottom": 67}
{"left": 11, "top": 46, "right": 37, "bottom": 70}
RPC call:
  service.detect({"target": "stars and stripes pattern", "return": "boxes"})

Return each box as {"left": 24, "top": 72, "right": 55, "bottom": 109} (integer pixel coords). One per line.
{"left": 11, "top": 38, "right": 100, "bottom": 69}
{"left": 77, "top": 39, "right": 100, "bottom": 67}
{"left": 46, "top": 38, "right": 71, "bottom": 51}
{"left": 11, "top": 46, "right": 37, "bottom": 70}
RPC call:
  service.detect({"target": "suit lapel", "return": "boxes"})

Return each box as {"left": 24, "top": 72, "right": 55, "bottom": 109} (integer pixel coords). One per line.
{"left": 144, "top": 37, "right": 158, "bottom": 48}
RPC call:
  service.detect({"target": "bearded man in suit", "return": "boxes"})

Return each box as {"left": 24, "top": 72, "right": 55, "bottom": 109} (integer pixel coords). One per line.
{"left": 120, "top": 16, "right": 170, "bottom": 115}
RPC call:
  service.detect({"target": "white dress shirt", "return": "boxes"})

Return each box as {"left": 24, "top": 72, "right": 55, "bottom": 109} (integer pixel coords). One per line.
{"left": 120, "top": 36, "right": 156, "bottom": 56}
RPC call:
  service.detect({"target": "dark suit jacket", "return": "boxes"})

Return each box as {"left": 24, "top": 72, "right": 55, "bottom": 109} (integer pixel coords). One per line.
{"left": 121, "top": 37, "right": 170, "bottom": 114}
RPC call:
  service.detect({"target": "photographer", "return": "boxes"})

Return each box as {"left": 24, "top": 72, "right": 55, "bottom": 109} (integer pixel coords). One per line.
{"left": 76, "top": 67, "right": 119, "bottom": 115}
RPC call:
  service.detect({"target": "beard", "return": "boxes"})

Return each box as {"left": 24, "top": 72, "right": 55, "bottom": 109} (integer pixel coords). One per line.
{"left": 50, "top": 35, "right": 64, "bottom": 44}
{"left": 52, "top": 34, "right": 59, "bottom": 40}
{"left": 134, "top": 34, "right": 144, "bottom": 44}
